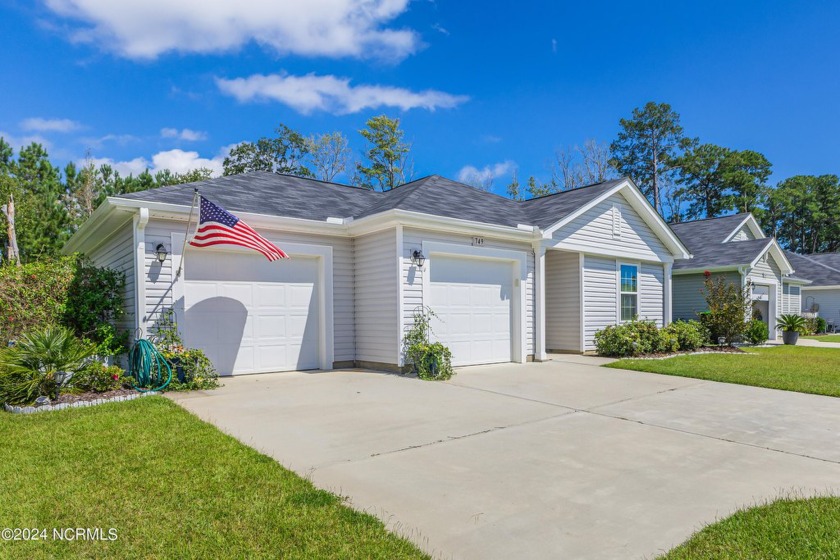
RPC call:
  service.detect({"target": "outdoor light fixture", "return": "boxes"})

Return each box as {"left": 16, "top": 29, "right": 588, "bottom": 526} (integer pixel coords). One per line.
{"left": 411, "top": 250, "right": 426, "bottom": 268}
{"left": 155, "top": 243, "right": 168, "bottom": 264}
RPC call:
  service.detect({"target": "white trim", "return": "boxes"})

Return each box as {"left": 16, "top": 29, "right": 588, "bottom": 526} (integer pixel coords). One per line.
{"left": 722, "top": 214, "right": 765, "bottom": 243}
{"left": 750, "top": 276, "right": 778, "bottom": 338}
{"left": 133, "top": 208, "right": 149, "bottom": 337}
{"left": 421, "top": 241, "right": 528, "bottom": 364}
{"left": 663, "top": 262, "right": 672, "bottom": 326}
{"left": 749, "top": 239, "right": 794, "bottom": 275}
{"left": 396, "top": 224, "right": 405, "bottom": 367}
{"left": 578, "top": 252, "right": 585, "bottom": 353}
{"left": 179, "top": 241, "right": 335, "bottom": 371}
{"left": 673, "top": 266, "right": 740, "bottom": 275}
{"left": 541, "top": 179, "right": 691, "bottom": 259}
{"left": 616, "top": 260, "right": 641, "bottom": 323}
{"left": 547, "top": 239, "right": 675, "bottom": 263}
{"left": 801, "top": 285, "right": 840, "bottom": 291}
{"left": 533, "top": 242, "right": 547, "bottom": 361}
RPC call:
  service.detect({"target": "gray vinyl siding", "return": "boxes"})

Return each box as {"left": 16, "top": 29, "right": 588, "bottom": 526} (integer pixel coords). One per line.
{"left": 546, "top": 250, "right": 580, "bottom": 352}
{"left": 639, "top": 263, "right": 665, "bottom": 326}
{"left": 552, "top": 192, "right": 671, "bottom": 262}
{"left": 401, "top": 227, "right": 535, "bottom": 357}
{"left": 672, "top": 271, "right": 742, "bottom": 321}
{"left": 142, "top": 219, "right": 357, "bottom": 363}
{"left": 802, "top": 288, "right": 840, "bottom": 325}
{"left": 782, "top": 283, "right": 802, "bottom": 314}
{"left": 85, "top": 219, "right": 136, "bottom": 336}
{"left": 747, "top": 253, "right": 783, "bottom": 321}
{"left": 355, "top": 228, "right": 399, "bottom": 365}
{"left": 582, "top": 255, "right": 617, "bottom": 351}
{"left": 730, "top": 224, "right": 758, "bottom": 241}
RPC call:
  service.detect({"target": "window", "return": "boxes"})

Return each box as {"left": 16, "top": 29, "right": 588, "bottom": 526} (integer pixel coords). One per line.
{"left": 620, "top": 264, "right": 638, "bottom": 321}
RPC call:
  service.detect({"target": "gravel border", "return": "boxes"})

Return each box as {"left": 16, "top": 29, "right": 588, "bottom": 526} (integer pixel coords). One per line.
{"left": 4, "top": 391, "right": 159, "bottom": 415}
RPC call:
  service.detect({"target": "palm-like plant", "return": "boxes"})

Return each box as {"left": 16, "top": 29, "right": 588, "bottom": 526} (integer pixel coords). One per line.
{"left": 776, "top": 314, "right": 807, "bottom": 332}
{"left": 0, "top": 326, "right": 93, "bottom": 404}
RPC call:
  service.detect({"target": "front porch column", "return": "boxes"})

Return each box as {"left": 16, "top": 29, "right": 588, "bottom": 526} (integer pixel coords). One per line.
{"left": 663, "top": 262, "right": 672, "bottom": 326}
{"left": 533, "top": 243, "right": 547, "bottom": 361}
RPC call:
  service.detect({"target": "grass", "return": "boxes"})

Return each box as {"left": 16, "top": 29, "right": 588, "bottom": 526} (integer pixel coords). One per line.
{"left": 803, "top": 334, "right": 840, "bottom": 343}
{"left": 659, "top": 496, "right": 840, "bottom": 559}
{"left": 0, "top": 397, "right": 427, "bottom": 559}
{"left": 606, "top": 345, "right": 840, "bottom": 397}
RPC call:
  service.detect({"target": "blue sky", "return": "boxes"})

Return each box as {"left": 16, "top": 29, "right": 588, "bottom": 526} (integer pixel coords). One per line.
{"left": 1, "top": 0, "right": 838, "bottom": 196}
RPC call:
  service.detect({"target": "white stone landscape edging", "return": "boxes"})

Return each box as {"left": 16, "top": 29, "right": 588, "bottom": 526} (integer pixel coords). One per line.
{"left": 4, "top": 391, "right": 159, "bottom": 415}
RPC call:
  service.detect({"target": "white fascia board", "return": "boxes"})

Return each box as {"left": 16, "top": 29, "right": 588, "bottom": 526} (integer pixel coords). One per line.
{"left": 62, "top": 200, "right": 134, "bottom": 255}
{"left": 750, "top": 239, "right": 794, "bottom": 275}
{"left": 783, "top": 277, "right": 813, "bottom": 285}
{"left": 801, "top": 285, "right": 840, "bottom": 291}
{"left": 349, "top": 209, "right": 539, "bottom": 242}
{"left": 672, "top": 265, "right": 740, "bottom": 275}
{"left": 541, "top": 179, "right": 691, "bottom": 259}
{"left": 722, "top": 214, "right": 765, "bottom": 242}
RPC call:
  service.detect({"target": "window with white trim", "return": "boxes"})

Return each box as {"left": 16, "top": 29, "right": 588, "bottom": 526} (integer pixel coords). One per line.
{"left": 620, "top": 264, "right": 638, "bottom": 321}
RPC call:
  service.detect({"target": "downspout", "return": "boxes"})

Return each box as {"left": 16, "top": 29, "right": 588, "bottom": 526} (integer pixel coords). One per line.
{"left": 133, "top": 208, "right": 150, "bottom": 339}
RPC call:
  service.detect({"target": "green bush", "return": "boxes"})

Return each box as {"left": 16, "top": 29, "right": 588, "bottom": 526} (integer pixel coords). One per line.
{"left": 745, "top": 319, "right": 769, "bottom": 345}
{"left": 161, "top": 347, "right": 220, "bottom": 391}
{"left": 0, "top": 326, "right": 93, "bottom": 404}
{"left": 663, "top": 320, "right": 709, "bottom": 351}
{"left": 402, "top": 306, "right": 455, "bottom": 380}
{"left": 594, "top": 320, "right": 678, "bottom": 357}
{"left": 700, "top": 272, "right": 751, "bottom": 343}
{"left": 71, "top": 362, "right": 128, "bottom": 393}
{"left": 802, "top": 317, "right": 828, "bottom": 335}
{"left": 0, "top": 255, "right": 127, "bottom": 353}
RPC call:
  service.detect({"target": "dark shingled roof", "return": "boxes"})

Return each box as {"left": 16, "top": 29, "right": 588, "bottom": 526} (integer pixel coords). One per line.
{"left": 669, "top": 213, "right": 751, "bottom": 249}
{"left": 784, "top": 251, "right": 840, "bottom": 287}
{"left": 673, "top": 238, "right": 773, "bottom": 270}
{"left": 670, "top": 214, "right": 770, "bottom": 270}
{"left": 117, "top": 171, "right": 628, "bottom": 230}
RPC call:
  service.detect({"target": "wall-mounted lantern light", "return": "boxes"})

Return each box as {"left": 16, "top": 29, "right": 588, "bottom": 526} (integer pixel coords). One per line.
{"left": 411, "top": 250, "right": 426, "bottom": 268}
{"left": 155, "top": 243, "right": 169, "bottom": 264}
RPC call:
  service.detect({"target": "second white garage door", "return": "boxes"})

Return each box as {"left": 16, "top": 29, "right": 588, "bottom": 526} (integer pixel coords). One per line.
{"left": 429, "top": 255, "right": 513, "bottom": 366}
{"left": 182, "top": 250, "right": 320, "bottom": 375}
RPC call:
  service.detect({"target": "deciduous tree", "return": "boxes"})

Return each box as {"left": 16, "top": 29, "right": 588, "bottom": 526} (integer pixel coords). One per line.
{"left": 223, "top": 124, "right": 312, "bottom": 177}
{"left": 355, "top": 115, "right": 412, "bottom": 191}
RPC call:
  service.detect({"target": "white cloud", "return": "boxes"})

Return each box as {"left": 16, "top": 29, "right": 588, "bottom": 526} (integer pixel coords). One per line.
{"left": 89, "top": 145, "right": 232, "bottom": 177}
{"left": 457, "top": 161, "right": 515, "bottom": 186}
{"left": 216, "top": 72, "right": 468, "bottom": 115}
{"left": 20, "top": 117, "right": 81, "bottom": 133}
{"left": 44, "top": 0, "right": 420, "bottom": 60}
{"left": 0, "top": 130, "right": 52, "bottom": 151}
{"left": 161, "top": 127, "right": 207, "bottom": 141}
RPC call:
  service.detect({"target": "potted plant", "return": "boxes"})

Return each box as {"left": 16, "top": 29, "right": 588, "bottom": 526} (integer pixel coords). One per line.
{"left": 776, "top": 314, "right": 806, "bottom": 345}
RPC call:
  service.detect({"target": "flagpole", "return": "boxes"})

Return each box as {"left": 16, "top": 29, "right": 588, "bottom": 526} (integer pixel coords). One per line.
{"left": 175, "top": 188, "right": 199, "bottom": 279}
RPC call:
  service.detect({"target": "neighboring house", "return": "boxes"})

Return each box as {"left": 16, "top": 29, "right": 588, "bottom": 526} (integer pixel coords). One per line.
{"left": 669, "top": 213, "right": 801, "bottom": 340}
{"left": 64, "top": 172, "right": 688, "bottom": 375}
{"left": 783, "top": 250, "right": 840, "bottom": 330}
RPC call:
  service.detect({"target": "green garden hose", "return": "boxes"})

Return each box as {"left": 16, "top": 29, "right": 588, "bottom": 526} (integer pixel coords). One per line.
{"left": 128, "top": 339, "right": 172, "bottom": 392}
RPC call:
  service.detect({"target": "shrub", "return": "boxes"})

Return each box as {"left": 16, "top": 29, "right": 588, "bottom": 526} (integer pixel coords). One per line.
{"left": 402, "top": 307, "right": 455, "bottom": 380}
{"left": 777, "top": 314, "right": 807, "bottom": 334}
{"left": 71, "top": 362, "right": 128, "bottom": 393}
{"left": 161, "top": 347, "right": 220, "bottom": 391}
{"left": 664, "top": 320, "right": 709, "bottom": 351}
{"left": 745, "top": 319, "right": 769, "bottom": 345}
{"left": 700, "top": 272, "right": 751, "bottom": 343}
{"left": 802, "top": 317, "right": 828, "bottom": 335}
{"left": 594, "top": 320, "right": 677, "bottom": 357}
{"left": 0, "top": 255, "right": 127, "bottom": 353}
{"left": 0, "top": 326, "right": 93, "bottom": 404}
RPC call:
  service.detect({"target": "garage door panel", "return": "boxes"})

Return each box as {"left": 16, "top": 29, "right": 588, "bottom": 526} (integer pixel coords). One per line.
{"left": 183, "top": 250, "right": 320, "bottom": 376}
{"left": 429, "top": 256, "right": 513, "bottom": 366}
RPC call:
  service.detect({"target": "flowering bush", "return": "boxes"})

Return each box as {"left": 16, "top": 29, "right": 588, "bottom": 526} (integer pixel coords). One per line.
{"left": 663, "top": 320, "right": 709, "bottom": 351}
{"left": 700, "top": 272, "right": 751, "bottom": 343}
{"left": 71, "top": 362, "right": 129, "bottom": 393}
{"left": 594, "top": 320, "right": 678, "bottom": 357}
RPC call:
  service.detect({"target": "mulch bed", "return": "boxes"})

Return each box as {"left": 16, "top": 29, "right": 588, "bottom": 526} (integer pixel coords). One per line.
{"left": 53, "top": 388, "right": 138, "bottom": 405}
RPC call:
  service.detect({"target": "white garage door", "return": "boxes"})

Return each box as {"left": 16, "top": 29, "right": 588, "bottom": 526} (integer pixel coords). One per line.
{"left": 182, "top": 250, "right": 320, "bottom": 375}
{"left": 429, "top": 255, "right": 513, "bottom": 366}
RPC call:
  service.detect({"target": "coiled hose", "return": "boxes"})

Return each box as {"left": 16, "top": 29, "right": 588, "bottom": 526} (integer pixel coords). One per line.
{"left": 128, "top": 339, "right": 172, "bottom": 392}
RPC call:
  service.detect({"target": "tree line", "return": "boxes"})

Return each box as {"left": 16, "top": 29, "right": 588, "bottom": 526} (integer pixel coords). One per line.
{"left": 1, "top": 105, "right": 837, "bottom": 264}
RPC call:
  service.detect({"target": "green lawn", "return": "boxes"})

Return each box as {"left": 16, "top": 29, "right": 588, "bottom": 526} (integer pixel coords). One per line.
{"left": 660, "top": 496, "right": 840, "bottom": 559}
{"left": 0, "top": 397, "right": 427, "bottom": 559}
{"left": 606, "top": 346, "right": 840, "bottom": 397}
{"left": 803, "top": 334, "right": 840, "bottom": 343}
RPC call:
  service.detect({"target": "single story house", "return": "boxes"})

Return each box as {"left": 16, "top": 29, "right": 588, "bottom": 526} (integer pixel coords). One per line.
{"left": 783, "top": 250, "right": 840, "bottom": 330}
{"left": 669, "top": 213, "right": 804, "bottom": 340}
{"left": 64, "top": 172, "right": 689, "bottom": 375}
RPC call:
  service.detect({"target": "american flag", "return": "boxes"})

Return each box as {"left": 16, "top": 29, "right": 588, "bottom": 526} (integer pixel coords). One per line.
{"left": 188, "top": 196, "right": 289, "bottom": 261}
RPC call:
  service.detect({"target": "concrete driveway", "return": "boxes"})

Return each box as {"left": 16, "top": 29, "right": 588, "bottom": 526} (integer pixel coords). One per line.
{"left": 170, "top": 356, "right": 840, "bottom": 559}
